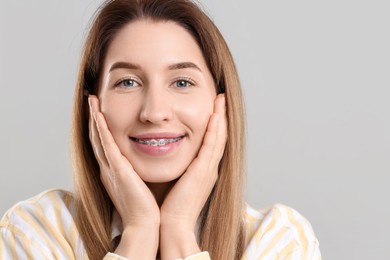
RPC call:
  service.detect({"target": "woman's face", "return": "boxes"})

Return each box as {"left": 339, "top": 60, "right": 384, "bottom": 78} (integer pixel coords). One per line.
{"left": 98, "top": 20, "right": 216, "bottom": 183}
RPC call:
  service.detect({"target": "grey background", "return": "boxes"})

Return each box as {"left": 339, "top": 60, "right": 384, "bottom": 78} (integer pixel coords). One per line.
{"left": 1, "top": 0, "right": 389, "bottom": 259}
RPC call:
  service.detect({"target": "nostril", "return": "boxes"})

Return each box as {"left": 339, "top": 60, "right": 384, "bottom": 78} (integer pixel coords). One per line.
{"left": 139, "top": 102, "right": 173, "bottom": 123}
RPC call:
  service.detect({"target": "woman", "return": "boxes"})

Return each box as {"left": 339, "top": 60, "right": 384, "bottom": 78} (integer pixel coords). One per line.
{"left": 0, "top": 0, "right": 320, "bottom": 259}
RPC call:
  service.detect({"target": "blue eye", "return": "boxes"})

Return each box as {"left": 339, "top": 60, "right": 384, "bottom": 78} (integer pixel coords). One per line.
{"left": 175, "top": 79, "right": 194, "bottom": 88}
{"left": 122, "top": 79, "right": 135, "bottom": 87}
{"left": 115, "top": 78, "right": 139, "bottom": 88}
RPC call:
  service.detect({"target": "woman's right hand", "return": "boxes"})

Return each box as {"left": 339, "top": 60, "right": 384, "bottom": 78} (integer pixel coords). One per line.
{"left": 88, "top": 95, "right": 160, "bottom": 259}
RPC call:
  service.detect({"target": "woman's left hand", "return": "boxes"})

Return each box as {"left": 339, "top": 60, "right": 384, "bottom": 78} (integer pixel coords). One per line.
{"left": 159, "top": 94, "right": 227, "bottom": 258}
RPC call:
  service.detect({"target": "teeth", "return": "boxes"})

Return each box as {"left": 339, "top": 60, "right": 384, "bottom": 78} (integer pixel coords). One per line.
{"left": 135, "top": 137, "right": 182, "bottom": 146}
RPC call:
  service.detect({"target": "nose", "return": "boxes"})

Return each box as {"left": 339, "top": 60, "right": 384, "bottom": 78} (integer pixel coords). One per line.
{"left": 139, "top": 88, "right": 173, "bottom": 124}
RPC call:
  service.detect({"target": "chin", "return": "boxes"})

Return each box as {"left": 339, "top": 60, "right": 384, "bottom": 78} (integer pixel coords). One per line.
{"left": 135, "top": 167, "right": 185, "bottom": 183}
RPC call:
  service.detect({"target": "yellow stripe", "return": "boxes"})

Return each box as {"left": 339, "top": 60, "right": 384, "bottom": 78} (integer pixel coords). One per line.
{"left": 243, "top": 212, "right": 262, "bottom": 223}
{"left": 7, "top": 227, "right": 18, "bottom": 259}
{"left": 49, "top": 193, "right": 68, "bottom": 237}
{"left": 66, "top": 202, "right": 80, "bottom": 255}
{"left": 277, "top": 239, "right": 297, "bottom": 259}
{"left": 2, "top": 191, "right": 320, "bottom": 260}
{"left": 35, "top": 195, "right": 77, "bottom": 258}
{"left": 257, "top": 226, "right": 288, "bottom": 258}
{"left": 0, "top": 229, "right": 5, "bottom": 259}
{"left": 20, "top": 232, "right": 34, "bottom": 260}
{"left": 61, "top": 191, "right": 80, "bottom": 252}
{"left": 48, "top": 192, "right": 75, "bottom": 258}
{"left": 301, "top": 243, "right": 309, "bottom": 259}
{"left": 286, "top": 207, "right": 309, "bottom": 257}
{"left": 13, "top": 206, "right": 62, "bottom": 259}
{"left": 286, "top": 207, "right": 306, "bottom": 241}
{"left": 244, "top": 222, "right": 255, "bottom": 243}
{"left": 1, "top": 190, "right": 78, "bottom": 259}
{"left": 2, "top": 224, "right": 36, "bottom": 259}
{"left": 254, "top": 207, "right": 280, "bottom": 246}
{"left": 33, "top": 204, "right": 66, "bottom": 258}
{"left": 309, "top": 241, "right": 320, "bottom": 259}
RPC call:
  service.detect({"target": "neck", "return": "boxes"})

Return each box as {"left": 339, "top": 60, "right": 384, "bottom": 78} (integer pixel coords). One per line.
{"left": 146, "top": 181, "right": 176, "bottom": 207}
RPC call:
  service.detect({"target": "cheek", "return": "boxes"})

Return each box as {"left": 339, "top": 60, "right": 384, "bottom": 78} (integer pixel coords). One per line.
{"left": 99, "top": 95, "right": 136, "bottom": 137}
{"left": 177, "top": 95, "right": 214, "bottom": 138}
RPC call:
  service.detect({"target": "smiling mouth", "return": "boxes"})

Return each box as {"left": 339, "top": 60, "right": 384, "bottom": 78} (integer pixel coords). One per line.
{"left": 131, "top": 136, "right": 184, "bottom": 146}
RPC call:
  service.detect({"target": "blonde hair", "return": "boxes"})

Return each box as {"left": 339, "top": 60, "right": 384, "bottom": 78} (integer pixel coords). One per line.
{"left": 71, "top": 0, "right": 246, "bottom": 259}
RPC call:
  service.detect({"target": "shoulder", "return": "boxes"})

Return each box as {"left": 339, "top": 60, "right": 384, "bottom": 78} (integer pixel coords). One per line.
{"left": 0, "top": 189, "right": 84, "bottom": 258}
{"left": 1, "top": 189, "right": 75, "bottom": 228}
{"left": 243, "top": 203, "right": 318, "bottom": 243}
{"left": 242, "top": 203, "right": 321, "bottom": 259}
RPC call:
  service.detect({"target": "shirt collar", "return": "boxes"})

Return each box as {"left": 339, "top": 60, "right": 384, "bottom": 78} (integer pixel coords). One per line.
{"left": 110, "top": 209, "right": 202, "bottom": 243}
{"left": 111, "top": 210, "right": 123, "bottom": 241}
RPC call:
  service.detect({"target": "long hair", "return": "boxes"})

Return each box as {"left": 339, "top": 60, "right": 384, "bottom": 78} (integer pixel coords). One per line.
{"left": 71, "top": 0, "right": 246, "bottom": 259}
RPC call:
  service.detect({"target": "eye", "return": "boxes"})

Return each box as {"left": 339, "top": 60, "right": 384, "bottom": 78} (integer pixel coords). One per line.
{"left": 115, "top": 78, "right": 139, "bottom": 89}
{"left": 122, "top": 79, "right": 136, "bottom": 87}
{"left": 174, "top": 78, "right": 195, "bottom": 88}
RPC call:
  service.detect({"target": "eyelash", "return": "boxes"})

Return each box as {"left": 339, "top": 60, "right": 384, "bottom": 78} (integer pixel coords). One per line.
{"left": 113, "top": 77, "right": 196, "bottom": 89}
{"left": 114, "top": 77, "right": 139, "bottom": 89}
{"left": 172, "top": 77, "right": 196, "bottom": 88}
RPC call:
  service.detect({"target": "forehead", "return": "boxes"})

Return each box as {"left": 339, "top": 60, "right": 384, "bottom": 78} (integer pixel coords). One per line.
{"left": 104, "top": 19, "right": 207, "bottom": 71}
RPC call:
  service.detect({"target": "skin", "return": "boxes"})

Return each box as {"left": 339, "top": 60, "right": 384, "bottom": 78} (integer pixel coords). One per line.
{"left": 99, "top": 19, "right": 216, "bottom": 185}
{"left": 88, "top": 20, "right": 227, "bottom": 259}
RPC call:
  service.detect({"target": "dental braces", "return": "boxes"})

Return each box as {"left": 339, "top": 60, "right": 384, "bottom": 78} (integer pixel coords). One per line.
{"left": 136, "top": 137, "right": 181, "bottom": 146}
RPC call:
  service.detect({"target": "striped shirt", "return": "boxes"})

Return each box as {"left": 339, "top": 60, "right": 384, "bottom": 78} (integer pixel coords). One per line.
{"left": 0, "top": 189, "right": 321, "bottom": 259}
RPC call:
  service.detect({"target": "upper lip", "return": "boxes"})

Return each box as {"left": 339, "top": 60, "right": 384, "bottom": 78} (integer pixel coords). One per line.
{"left": 130, "top": 132, "right": 186, "bottom": 139}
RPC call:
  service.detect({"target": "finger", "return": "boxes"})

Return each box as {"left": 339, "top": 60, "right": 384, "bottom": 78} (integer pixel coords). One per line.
{"left": 191, "top": 112, "right": 220, "bottom": 174}
{"left": 188, "top": 94, "right": 226, "bottom": 173}
{"left": 89, "top": 96, "right": 139, "bottom": 180}
{"left": 88, "top": 96, "right": 109, "bottom": 167}
{"left": 93, "top": 110, "right": 135, "bottom": 174}
{"left": 201, "top": 113, "right": 220, "bottom": 152}
{"left": 213, "top": 94, "right": 228, "bottom": 163}
{"left": 200, "top": 94, "right": 226, "bottom": 154}
{"left": 214, "top": 93, "right": 225, "bottom": 115}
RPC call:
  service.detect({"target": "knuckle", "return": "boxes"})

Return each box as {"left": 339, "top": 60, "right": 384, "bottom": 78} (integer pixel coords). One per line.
{"left": 211, "top": 171, "right": 218, "bottom": 183}
{"left": 111, "top": 163, "right": 128, "bottom": 177}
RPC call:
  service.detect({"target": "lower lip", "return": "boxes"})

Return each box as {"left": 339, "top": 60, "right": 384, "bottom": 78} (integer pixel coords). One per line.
{"left": 130, "top": 137, "right": 184, "bottom": 156}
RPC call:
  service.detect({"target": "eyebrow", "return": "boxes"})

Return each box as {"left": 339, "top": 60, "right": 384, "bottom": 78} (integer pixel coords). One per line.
{"left": 109, "top": 62, "right": 141, "bottom": 72}
{"left": 168, "top": 62, "right": 202, "bottom": 72}
{"left": 109, "top": 61, "right": 202, "bottom": 72}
